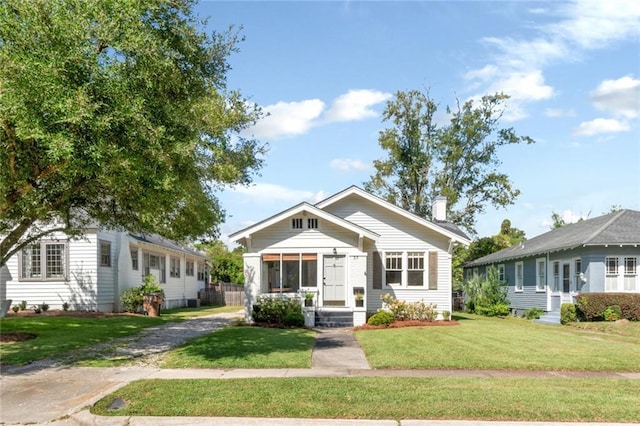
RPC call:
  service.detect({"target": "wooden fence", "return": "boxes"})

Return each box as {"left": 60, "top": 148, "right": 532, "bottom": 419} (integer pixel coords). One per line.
{"left": 198, "top": 283, "right": 245, "bottom": 306}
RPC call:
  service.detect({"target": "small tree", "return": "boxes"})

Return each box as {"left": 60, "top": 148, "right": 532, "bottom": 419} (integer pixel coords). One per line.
{"left": 462, "top": 266, "right": 509, "bottom": 317}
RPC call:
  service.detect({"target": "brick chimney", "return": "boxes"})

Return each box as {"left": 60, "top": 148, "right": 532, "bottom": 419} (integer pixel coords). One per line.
{"left": 432, "top": 196, "right": 447, "bottom": 221}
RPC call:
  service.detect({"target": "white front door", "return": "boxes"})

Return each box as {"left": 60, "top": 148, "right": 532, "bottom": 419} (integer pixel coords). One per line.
{"left": 323, "top": 255, "right": 345, "bottom": 306}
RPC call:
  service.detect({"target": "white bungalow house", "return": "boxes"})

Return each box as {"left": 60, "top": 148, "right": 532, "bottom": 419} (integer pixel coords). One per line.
{"left": 229, "top": 186, "right": 470, "bottom": 326}
{"left": 0, "top": 227, "right": 208, "bottom": 312}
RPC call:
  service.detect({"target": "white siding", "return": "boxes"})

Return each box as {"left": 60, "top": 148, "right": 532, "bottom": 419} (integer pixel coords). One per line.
{"left": 243, "top": 254, "right": 261, "bottom": 321}
{"left": 96, "top": 230, "right": 118, "bottom": 311}
{"left": 5, "top": 230, "right": 100, "bottom": 311}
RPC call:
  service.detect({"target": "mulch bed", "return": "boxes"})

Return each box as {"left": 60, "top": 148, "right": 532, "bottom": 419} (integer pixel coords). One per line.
{"left": 1, "top": 332, "right": 37, "bottom": 343}
{"left": 354, "top": 320, "right": 459, "bottom": 330}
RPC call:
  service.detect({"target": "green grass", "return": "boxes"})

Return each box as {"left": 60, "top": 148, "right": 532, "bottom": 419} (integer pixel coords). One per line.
{"left": 0, "top": 316, "right": 164, "bottom": 365}
{"left": 355, "top": 313, "right": 640, "bottom": 371}
{"left": 92, "top": 377, "right": 640, "bottom": 422}
{"left": 160, "top": 326, "right": 315, "bottom": 368}
{"left": 0, "top": 305, "right": 241, "bottom": 365}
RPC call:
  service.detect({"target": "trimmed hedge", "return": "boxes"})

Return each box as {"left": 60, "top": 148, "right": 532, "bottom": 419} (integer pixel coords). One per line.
{"left": 576, "top": 293, "right": 640, "bottom": 321}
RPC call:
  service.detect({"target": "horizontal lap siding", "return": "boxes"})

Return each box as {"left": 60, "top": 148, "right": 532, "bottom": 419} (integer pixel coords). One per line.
{"left": 97, "top": 231, "right": 117, "bottom": 311}
{"left": 251, "top": 219, "right": 359, "bottom": 252}
{"left": 5, "top": 231, "right": 99, "bottom": 311}
{"left": 326, "top": 197, "right": 452, "bottom": 313}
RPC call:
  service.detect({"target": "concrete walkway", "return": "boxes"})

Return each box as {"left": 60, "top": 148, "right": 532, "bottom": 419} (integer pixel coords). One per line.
{"left": 1, "top": 313, "right": 639, "bottom": 426}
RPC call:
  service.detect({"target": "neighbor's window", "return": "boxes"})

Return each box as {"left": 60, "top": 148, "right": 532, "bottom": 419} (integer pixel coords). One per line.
{"left": 574, "top": 259, "right": 582, "bottom": 291}
{"left": 624, "top": 257, "right": 636, "bottom": 275}
{"left": 553, "top": 261, "right": 560, "bottom": 291}
{"left": 606, "top": 257, "right": 618, "bottom": 275}
{"left": 536, "top": 259, "right": 546, "bottom": 291}
{"left": 130, "top": 248, "right": 138, "bottom": 270}
{"left": 385, "top": 252, "right": 402, "bottom": 285}
{"left": 20, "top": 241, "right": 68, "bottom": 281}
{"left": 197, "top": 262, "right": 206, "bottom": 281}
{"left": 99, "top": 240, "right": 111, "bottom": 267}
{"left": 170, "top": 257, "right": 181, "bottom": 278}
{"left": 143, "top": 252, "right": 166, "bottom": 283}
{"left": 186, "top": 260, "right": 194, "bottom": 276}
{"left": 515, "top": 262, "right": 524, "bottom": 292}
{"left": 407, "top": 252, "right": 424, "bottom": 286}
{"left": 498, "top": 264, "right": 505, "bottom": 282}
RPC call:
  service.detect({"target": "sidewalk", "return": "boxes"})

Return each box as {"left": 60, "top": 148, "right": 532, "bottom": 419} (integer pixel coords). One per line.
{"left": 1, "top": 313, "right": 638, "bottom": 426}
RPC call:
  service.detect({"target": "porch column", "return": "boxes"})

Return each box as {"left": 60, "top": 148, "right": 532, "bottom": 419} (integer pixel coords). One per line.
{"left": 242, "top": 253, "right": 261, "bottom": 321}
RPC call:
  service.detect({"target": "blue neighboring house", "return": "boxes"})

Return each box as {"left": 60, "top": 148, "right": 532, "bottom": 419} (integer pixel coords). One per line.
{"left": 463, "top": 209, "right": 640, "bottom": 323}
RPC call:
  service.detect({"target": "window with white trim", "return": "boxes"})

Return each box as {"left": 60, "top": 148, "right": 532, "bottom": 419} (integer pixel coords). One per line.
{"left": 498, "top": 264, "right": 505, "bottom": 282}
{"left": 536, "top": 258, "right": 546, "bottom": 291}
{"left": 186, "top": 260, "right": 194, "bottom": 276}
{"left": 624, "top": 257, "right": 636, "bottom": 275}
{"left": 131, "top": 248, "right": 139, "bottom": 270}
{"left": 99, "top": 240, "right": 111, "bottom": 267}
{"left": 606, "top": 257, "right": 618, "bottom": 275}
{"left": 515, "top": 262, "right": 524, "bottom": 292}
{"left": 407, "top": 252, "right": 424, "bottom": 286}
{"left": 574, "top": 259, "right": 582, "bottom": 291}
{"left": 20, "top": 241, "right": 68, "bottom": 281}
{"left": 143, "top": 252, "right": 166, "bottom": 283}
{"left": 197, "top": 262, "right": 206, "bottom": 281}
{"left": 170, "top": 257, "right": 181, "bottom": 278}
{"left": 385, "top": 252, "right": 403, "bottom": 285}
{"left": 553, "top": 261, "right": 560, "bottom": 292}
{"left": 262, "top": 253, "right": 318, "bottom": 293}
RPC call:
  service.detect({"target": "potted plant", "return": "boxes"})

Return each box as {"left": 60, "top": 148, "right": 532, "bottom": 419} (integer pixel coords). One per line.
{"left": 355, "top": 291, "right": 364, "bottom": 307}
{"left": 304, "top": 292, "right": 314, "bottom": 307}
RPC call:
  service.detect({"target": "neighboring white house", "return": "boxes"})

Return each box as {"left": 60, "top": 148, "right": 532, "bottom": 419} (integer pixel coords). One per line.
{"left": 229, "top": 186, "right": 470, "bottom": 326}
{"left": 1, "top": 227, "right": 208, "bottom": 312}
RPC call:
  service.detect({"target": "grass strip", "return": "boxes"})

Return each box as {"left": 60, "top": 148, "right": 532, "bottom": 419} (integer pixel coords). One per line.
{"left": 92, "top": 377, "right": 640, "bottom": 422}
{"left": 160, "top": 326, "right": 315, "bottom": 368}
{"left": 356, "top": 314, "right": 640, "bottom": 371}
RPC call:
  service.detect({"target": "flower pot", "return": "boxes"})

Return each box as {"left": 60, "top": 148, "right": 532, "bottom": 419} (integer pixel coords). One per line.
{"left": 305, "top": 299, "right": 313, "bottom": 307}
{"left": 355, "top": 299, "right": 364, "bottom": 308}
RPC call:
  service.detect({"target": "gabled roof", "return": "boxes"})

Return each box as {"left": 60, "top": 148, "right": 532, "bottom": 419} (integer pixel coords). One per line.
{"left": 315, "top": 186, "right": 471, "bottom": 245}
{"left": 465, "top": 209, "right": 640, "bottom": 267}
{"left": 129, "top": 233, "right": 207, "bottom": 259}
{"left": 229, "top": 201, "right": 380, "bottom": 243}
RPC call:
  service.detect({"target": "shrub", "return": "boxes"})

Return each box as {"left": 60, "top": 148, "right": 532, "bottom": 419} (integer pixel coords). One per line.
{"left": 523, "top": 307, "right": 543, "bottom": 320}
{"left": 40, "top": 302, "right": 49, "bottom": 312}
{"left": 462, "top": 266, "right": 510, "bottom": 317}
{"left": 560, "top": 303, "right": 577, "bottom": 324}
{"left": 19, "top": 300, "right": 27, "bottom": 310}
{"left": 603, "top": 305, "right": 621, "bottom": 322}
{"left": 252, "top": 296, "right": 302, "bottom": 326}
{"left": 140, "top": 275, "right": 164, "bottom": 296}
{"left": 442, "top": 310, "right": 451, "bottom": 321}
{"left": 380, "top": 294, "right": 437, "bottom": 321}
{"left": 475, "top": 303, "right": 510, "bottom": 317}
{"left": 62, "top": 302, "right": 70, "bottom": 311}
{"left": 367, "top": 311, "right": 395, "bottom": 326}
{"left": 576, "top": 293, "right": 640, "bottom": 321}
{"left": 120, "top": 287, "right": 143, "bottom": 313}
{"left": 283, "top": 311, "right": 305, "bottom": 327}
{"left": 11, "top": 305, "right": 19, "bottom": 313}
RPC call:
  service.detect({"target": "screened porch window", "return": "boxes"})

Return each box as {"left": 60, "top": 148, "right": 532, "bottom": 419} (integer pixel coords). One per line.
{"left": 262, "top": 253, "right": 317, "bottom": 293}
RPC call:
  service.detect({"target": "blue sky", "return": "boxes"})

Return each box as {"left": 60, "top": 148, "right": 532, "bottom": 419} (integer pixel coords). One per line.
{"left": 195, "top": 1, "right": 640, "bottom": 245}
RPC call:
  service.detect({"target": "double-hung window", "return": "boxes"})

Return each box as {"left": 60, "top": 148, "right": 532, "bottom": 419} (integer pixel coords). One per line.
{"left": 515, "top": 262, "right": 524, "bottom": 292}
{"left": 553, "top": 261, "right": 560, "bottom": 291}
{"left": 407, "top": 252, "right": 424, "bottom": 286}
{"left": 385, "top": 252, "right": 403, "bottom": 286}
{"left": 99, "top": 241, "right": 111, "bottom": 267}
{"left": 574, "top": 259, "right": 582, "bottom": 291}
{"left": 131, "top": 248, "right": 139, "bottom": 270}
{"left": 536, "top": 258, "right": 546, "bottom": 291}
{"left": 20, "top": 241, "right": 68, "bottom": 281}
{"left": 498, "top": 264, "right": 505, "bottom": 282}
{"left": 624, "top": 257, "right": 637, "bottom": 291}
{"left": 197, "top": 262, "right": 206, "bottom": 281}
{"left": 186, "top": 260, "right": 194, "bottom": 276}
{"left": 170, "top": 257, "right": 181, "bottom": 278}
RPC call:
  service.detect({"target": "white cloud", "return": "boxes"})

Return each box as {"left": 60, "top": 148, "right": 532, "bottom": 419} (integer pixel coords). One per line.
{"left": 590, "top": 76, "right": 640, "bottom": 119}
{"left": 249, "top": 99, "right": 324, "bottom": 139}
{"left": 324, "top": 89, "right": 391, "bottom": 123}
{"left": 464, "top": 0, "right": 640, "bottom": 120}
{"left": 232, "top": 183, "right": 327, "bottom": 204}
{"left": 572, "top": 118, "right": 630, "bottom": 136}
{"left": 545, "top": 108, "right": 576, "bottom": 118}
{"left": 329, "top": 158, "right": 370, "bottom": 172}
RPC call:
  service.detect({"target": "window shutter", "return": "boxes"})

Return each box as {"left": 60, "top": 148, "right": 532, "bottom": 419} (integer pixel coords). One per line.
{"left": 428, "top": 251, "right": 438, "bottom": 290}
{"left": 373, "top": 251, "right": 382, "bottom": 289}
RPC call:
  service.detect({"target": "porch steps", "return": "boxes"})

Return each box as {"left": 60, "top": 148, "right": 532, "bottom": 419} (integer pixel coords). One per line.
{"left": 315, "top": 310, "right": 353, "bottom": 327}
{"left": 534, "top": 311, "right": 561, "bottom": 325}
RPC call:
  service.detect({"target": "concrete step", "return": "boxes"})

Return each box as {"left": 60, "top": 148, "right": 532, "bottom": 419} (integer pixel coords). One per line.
{"left": 315, "top": 310, "right": 353, "bottom": 327}
{"left": 534, "top": 311, "right": 561, "bottom": 325}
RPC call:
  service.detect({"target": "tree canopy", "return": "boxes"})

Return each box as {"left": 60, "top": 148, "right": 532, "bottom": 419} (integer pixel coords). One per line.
{"left": 198, "top": 240, "right": 245, "bottom": 284}
{"left": 0, "top": 0, "right": 266, "bottom": 265}
{"left": 364, "top": 90, "right": 534, "bottom": 234}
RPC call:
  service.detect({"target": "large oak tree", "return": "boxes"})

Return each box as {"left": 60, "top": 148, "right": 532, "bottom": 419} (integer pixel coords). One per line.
{"left": 0, "top": 0, "right": 266, "bottom": 266}
{"left": 365, "top": 90, "right": 534, "bottom": 234}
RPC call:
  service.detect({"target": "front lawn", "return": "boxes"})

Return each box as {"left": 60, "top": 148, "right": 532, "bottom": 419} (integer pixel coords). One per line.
{"left": 92, "top": 377, "right": 640, "bottom": 422}
{"left": 159, "top": 326, "right": 316, "bottom": 368}
{"left": 355, "top": 313, "right": 640, "bottom": 371}
{"left": 0, "top": 306, "right": 239, "bottom": 365}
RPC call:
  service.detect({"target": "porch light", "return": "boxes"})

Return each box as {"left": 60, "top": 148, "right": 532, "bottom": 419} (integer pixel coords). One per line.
{"left": 332, "top": 248, "right": 337, "bottom": 255}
